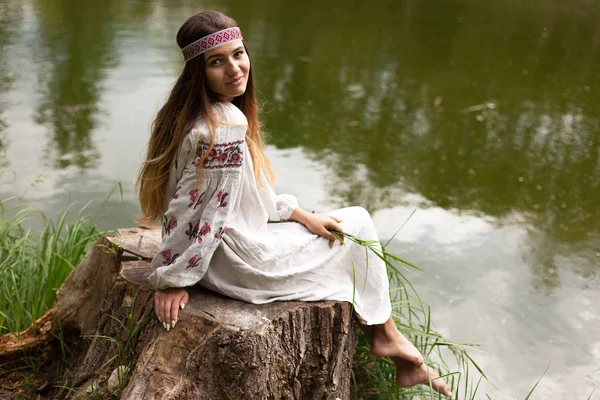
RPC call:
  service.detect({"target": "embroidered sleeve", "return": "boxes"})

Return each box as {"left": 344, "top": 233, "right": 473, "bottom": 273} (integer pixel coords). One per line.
{"left": 274, "top": 193, "right": 299, "bottom": 220}
{"left": 264, "top": 184, "right": 299, "bottom": 221}
{"left": 147, "top": 138, "right": 245, "bottom": 290}
{"left": 164, "top": 130, "right": 196, "bottom": 205}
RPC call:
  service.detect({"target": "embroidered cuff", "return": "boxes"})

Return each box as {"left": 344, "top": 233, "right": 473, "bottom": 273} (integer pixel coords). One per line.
{"left": 276, "top": 194, "right": 299, "bottom": 220}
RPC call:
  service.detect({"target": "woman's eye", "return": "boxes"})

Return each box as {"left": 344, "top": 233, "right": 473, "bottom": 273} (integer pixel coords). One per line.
{"left": 234, "top": 51, "right": 244, "bottom": 57}
{"left": 211, "top": 59, "right": 221, "bottom": 66}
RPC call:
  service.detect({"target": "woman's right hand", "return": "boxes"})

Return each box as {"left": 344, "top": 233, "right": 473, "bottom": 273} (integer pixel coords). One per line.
{"left": 154, "top": 287, "right": 189, "bottom": 331}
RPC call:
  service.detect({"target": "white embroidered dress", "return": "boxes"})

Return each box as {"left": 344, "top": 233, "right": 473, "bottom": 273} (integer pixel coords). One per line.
{"left": 148, "top": 103, "right": 392, "bottom": 325}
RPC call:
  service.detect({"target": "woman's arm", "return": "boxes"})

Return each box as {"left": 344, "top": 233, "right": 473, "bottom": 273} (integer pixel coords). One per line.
{"left": 289, "top": 208, "right": 344, "bottom": 248}
{"left": 267, "top": 182, "right": 344, "bottom": 248}
{"left": 150, "top": 136, "right": 245, "bottom": 329}
{"left": 148, "top": 160, "right": 243, "bottom": 290}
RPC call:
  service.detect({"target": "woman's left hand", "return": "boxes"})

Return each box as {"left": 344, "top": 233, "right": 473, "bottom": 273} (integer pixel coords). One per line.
{"left": 290, "top": 208, "right": 344, "bottom": 248}
{"left": 154, "top": 287, "right": 189, "bottom": 331}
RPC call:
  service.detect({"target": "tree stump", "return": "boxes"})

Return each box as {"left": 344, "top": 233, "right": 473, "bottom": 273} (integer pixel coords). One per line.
{"left": 0, "top": 227, "right": 358, "bottom": 400}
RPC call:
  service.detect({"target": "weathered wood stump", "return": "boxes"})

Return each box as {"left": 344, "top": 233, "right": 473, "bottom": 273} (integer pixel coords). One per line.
{"left": 0, "top": 227, "right": 358, "bottom": 399}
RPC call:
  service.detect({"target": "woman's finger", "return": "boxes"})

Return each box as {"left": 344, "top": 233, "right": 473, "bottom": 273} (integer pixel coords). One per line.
{"left": 327, "top": 223, "right": 344, "bottom": 246}
{"left": 319, "top": 227, "right": 335, "bottom": 241}
{"left": 330, "top": 216, "right": 342, "bottom": 223}
{"left": 327, "top": 222, "right": 344, "bottom": 238}
{"left": 324, "top": 218, "right": 343, "bottom": 232}
{"left": 181, "top": 291, "right": 189, "bottom": 309}
{"left": 154, "top": 294, "right": 161, "bottom": 322}
{"left": 160, "top": 298, "right": 167, "bottom": 328}
{"left": 170, "top": 300, "right": 180, "bottom": 329}
{"left": 158, "top": 297, "right": 164, "bottom": 328}
{"left": 163, "top": 298, "right": 172, "bottom": 331}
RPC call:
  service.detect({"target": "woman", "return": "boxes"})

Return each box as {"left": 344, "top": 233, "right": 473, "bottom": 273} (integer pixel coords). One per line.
{"left": 137, "top": 10, "right": 452, "bottom": 397}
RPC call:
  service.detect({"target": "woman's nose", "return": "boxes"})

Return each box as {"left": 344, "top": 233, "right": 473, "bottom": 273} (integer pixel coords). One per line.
{"left": 226, "top": 59, "right": 241, "bottom": 76}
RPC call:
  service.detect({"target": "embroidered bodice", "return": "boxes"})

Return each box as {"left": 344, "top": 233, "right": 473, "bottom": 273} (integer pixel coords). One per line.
{"left": 148, "top": 103, "right": 298, "bottom": 290}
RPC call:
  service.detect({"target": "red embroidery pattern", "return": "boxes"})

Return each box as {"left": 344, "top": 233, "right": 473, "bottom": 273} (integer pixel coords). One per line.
{"left": 161, "top": 249, "right": 180, "bottom": 265}
{"left": 163, "top": 216, "right": 177, "bottom": 236}
{"left": 193, "top": 141, "right": 244, "bottom": 170}
{"left": 216, "top": 189, "right": 229, "bottom": 211}
{"left": 185, "top": 220, "right": 200, "bottom": 240}
{"left": 214, "top": 226, "right": 227, "bottom": 240}
{"left": 182, "top": 27, "right": 243, "bottom": 62}
{"left": 197, "top": 222, "right": 212, "bottom": 243}
{"left": 188, "top": 189, "right": 204, "bottom": 209}
{"left": 185, "top": 255, "right": 201, "bottom": 270}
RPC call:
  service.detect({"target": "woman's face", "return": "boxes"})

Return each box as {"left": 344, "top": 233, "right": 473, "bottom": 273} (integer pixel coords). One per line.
{"left": 204, "top": 40, "right": 250, "bottom": 102}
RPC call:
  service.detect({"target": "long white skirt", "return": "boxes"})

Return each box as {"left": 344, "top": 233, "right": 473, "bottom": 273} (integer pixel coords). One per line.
{"left": 200, "top": 206, "right": 392, "bottom": 325}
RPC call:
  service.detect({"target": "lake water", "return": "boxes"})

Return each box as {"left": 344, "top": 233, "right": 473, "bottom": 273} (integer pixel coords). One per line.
{"left": 0, "top": 0, "right": 599, "bottom": 398}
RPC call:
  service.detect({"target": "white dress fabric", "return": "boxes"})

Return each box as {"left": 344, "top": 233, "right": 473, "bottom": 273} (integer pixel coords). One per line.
{"left": 148, "top": 103, "right": 392, "bottom": 325}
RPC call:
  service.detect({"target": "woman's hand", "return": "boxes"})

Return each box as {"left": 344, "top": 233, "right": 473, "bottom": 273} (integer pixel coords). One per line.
{"left": 290, "top": 208, "right": 344, "bottom": 248}
{"left": 154, "top": 287, "right": 189, "bottom": 331}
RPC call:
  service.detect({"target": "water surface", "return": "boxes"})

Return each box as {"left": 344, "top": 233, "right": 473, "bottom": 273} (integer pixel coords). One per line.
{"left": 0, "top": 0, "right": 599, "bottom": 398}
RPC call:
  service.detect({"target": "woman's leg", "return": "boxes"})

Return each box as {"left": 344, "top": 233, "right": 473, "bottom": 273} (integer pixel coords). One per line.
{"left": 365, "top": 316, "right": 423, "bottom": 365}
{"left": 335, "top": 207, "right": 452, "bottom": 396}
{"left": 357, "top": 317, "right": 453, "bottom": 397}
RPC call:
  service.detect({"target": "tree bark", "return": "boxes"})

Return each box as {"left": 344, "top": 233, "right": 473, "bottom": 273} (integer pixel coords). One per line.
{"left": 0, "top": 227, "right": 358, "bottom": 400}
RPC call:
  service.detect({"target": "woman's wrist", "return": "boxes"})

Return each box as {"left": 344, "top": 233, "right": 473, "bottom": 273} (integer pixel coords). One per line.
{"left": 289, "top": 208, "right": 310, "bottom": 225}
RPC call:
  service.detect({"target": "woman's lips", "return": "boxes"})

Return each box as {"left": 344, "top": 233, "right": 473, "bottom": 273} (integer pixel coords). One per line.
{"left": 227, "top": 76, "right": 244, "bottom": 85}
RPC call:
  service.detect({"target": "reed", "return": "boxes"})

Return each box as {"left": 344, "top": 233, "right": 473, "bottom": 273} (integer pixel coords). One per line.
{"left": 0, "top": 183, "right": 122, "bottom": 334}
{"left": 332, "top": 229, "right": 488, "bottom": 399}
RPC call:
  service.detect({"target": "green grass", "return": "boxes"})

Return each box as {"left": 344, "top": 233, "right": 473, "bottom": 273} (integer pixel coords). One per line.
{"left": 332, "top": 229, "right": 490, "bottom": 399}
{"left": 0, "top": 164, "right": 542, "bottom": 399}
{"left": 0, "top": 174, "right": 123, "bottom": 334}
{"left": 0, "top": 195, "right": 489, "bottom": 398}
{"left": 0, "top": 198, "right": 105, "bottom": 334}
{"left": 82, "top": 292, "right": 150, "bottom": 396}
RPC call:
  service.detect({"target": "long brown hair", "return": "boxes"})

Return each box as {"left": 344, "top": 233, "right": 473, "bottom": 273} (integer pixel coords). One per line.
{"left": 136, "top": 10, "right": 274, "bottom": 225}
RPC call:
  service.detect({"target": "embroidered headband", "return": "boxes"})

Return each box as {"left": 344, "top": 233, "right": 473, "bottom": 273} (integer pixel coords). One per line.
{"left": 181, "top": 27, "right": 244, "bottom": 62}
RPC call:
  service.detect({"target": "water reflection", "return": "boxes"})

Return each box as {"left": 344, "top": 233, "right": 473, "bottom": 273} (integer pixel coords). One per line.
{"left": 1, "top": 0, "right": 595, "bottom": 289}
{"left": 30, "top": 0, "right": 124, "bottom": 169}
{"left": 249, "top": 0, "right": 600, "bottom": 290}
{"left": 0, "top": 1, "right": 23, "bottom": 156}
{"left": 0, "top": 0, "right": 599, "bottom": 396}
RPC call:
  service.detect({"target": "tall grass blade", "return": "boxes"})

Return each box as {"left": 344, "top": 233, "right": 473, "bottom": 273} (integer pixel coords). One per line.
{"left": 522, "top": 364, "right": 549, "bottom": 400}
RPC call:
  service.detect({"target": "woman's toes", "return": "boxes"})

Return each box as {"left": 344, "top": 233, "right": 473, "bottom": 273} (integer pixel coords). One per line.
{"left": 432, "top": 378, "right": 452, "bottom": 397}
{"left": 391, "top": 350, "right": 423, "bottom": 367}
{"left": 394, "top": 361, "right": 452, "bottom": 397}
{"left": 410, "top": 352, "right": 424, "bottom": 366}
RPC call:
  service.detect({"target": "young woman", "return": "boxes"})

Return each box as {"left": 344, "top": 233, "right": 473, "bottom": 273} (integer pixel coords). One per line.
{"left": 137, "top": 10, "right": 452, "bottom": 397}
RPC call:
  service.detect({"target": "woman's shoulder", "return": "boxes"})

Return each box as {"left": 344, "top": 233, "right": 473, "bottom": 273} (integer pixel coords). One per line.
{"left": 192, "top": 102, "right": 247, "bottom": 142}
{"left": 213, "top": 102, "right": 248, "bottom": 126}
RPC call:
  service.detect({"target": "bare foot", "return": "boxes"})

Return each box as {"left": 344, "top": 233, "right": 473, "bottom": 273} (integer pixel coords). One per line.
{"left": 370, "top": 331, "right": 424, "bottom": 366}
{"left": 394, "top": 358, "right": 452, "bottom": 398}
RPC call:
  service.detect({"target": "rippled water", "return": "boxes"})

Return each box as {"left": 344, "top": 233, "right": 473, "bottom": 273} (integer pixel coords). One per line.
{"left": 1, "top": 0, "right": 599, "bottom": 398}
